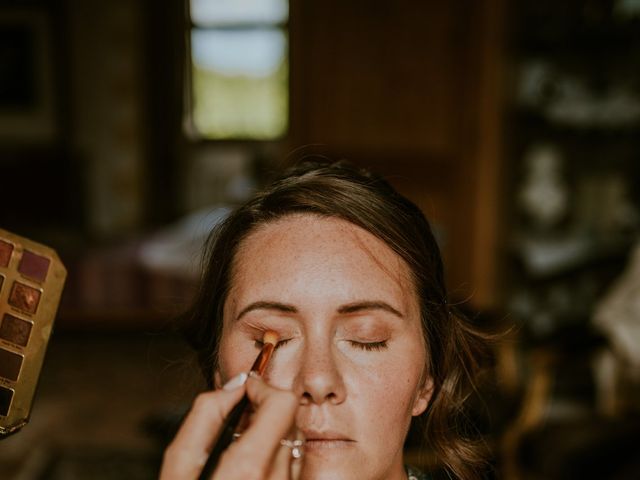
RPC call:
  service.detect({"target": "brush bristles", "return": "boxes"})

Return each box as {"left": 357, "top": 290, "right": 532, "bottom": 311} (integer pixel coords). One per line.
{"left": 262, "top": 330, "right": 279, "bottom": 346}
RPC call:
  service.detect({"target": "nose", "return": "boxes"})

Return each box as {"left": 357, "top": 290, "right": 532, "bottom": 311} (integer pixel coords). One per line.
{"left": 293, "top": 338, "right": 346, "bottom": 405}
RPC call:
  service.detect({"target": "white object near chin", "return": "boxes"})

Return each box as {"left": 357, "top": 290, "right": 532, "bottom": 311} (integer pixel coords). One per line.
{"left": 280, "top": 439, "right": 305, "bottom": 459}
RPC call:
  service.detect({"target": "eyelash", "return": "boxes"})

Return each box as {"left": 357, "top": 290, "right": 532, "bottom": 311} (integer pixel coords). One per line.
{"left": 253, "top": 339, "right": 388, "bottom": 351}
{"left": 349, "top": 340, "right": 388, "bottom": 351}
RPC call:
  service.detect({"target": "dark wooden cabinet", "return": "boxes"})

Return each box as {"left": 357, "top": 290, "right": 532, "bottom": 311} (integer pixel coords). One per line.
{"left": 289, "top": 0, "right": 506, "bottom": 309}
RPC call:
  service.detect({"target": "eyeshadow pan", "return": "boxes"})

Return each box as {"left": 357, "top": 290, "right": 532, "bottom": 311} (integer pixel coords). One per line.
{"left": 8, "top": 282, "right": 41, "bottom": 315}
{"left": 0, "top": 314, "right": 32, "bottom": 347}
{"left": 0, "top": 230, "right": 67, "bottom": 435}
{"left": 0, "top": 348, "right": 23, "bottom": 381}
{"left": 18, "top": 250, "right": 50, "bottom": 283}
{"left": 0, "top": 241, "right": 12, "bottom": 267}
{"left": 0, "top": 386, "right": 13, "bottom": 416}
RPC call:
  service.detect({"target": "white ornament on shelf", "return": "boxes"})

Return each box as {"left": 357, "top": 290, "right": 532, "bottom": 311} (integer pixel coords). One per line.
{"left": 519, "top": 143, "right": 569, "bottom": 229}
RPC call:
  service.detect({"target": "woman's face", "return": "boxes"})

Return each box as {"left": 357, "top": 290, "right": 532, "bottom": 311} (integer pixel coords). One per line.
{"left": 217, "top": 214, "right": 433, "bottom": 480}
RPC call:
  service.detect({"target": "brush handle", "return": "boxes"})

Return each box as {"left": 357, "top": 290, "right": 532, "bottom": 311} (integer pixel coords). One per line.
{"left": 198, "top": 393, "right": 250, "bottom": 480}
{"left": 198, "top": 339, "right": 276, "bottom": 479}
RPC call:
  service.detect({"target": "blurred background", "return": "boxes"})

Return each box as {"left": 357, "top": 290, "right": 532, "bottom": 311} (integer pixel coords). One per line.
{"left": 1, "top": 0, "right": 640, "bottom": 478}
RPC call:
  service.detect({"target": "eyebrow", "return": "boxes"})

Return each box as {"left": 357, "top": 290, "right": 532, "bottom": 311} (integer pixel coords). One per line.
{"left": 235, "top": 301, "right": 298, "bottom": 322}
{"left": 337, "top": 301, "right": 404, "bottom": 319}
{"left": 235, "top": 299, "right": 404, "bottom": 322}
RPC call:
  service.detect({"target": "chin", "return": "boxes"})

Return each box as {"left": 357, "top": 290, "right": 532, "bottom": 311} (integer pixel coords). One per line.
{"left": 301, "top": 456, "right": 362, "bottom": 480}
{"left": 300, "top": 453, "right": 368, "bottom": 480}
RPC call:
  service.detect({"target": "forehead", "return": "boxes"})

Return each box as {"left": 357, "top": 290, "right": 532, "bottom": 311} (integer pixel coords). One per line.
{"left": 227, "top": 214, "right": 417, "bottom": 313}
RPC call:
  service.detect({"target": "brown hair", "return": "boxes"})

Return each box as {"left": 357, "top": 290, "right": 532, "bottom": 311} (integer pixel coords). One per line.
{"left": 184, "top": 159, "right": 488, "bottom": 479}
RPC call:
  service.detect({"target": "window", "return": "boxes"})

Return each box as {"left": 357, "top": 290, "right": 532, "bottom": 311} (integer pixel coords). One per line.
{"left": 188, "top": 0, "right": 289, "bottom": 140}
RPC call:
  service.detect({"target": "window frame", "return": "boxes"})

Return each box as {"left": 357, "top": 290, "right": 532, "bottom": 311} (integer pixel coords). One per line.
{"left": 184, "top": 1, "right": 290, "bottom": 143}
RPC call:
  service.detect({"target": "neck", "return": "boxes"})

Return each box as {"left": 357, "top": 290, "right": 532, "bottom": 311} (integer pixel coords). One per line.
{"left": 380, "top": 453, "right": 409, "bottom": 480}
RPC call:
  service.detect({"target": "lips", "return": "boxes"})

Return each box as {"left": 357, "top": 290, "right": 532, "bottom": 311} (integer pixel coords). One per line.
{"left": 301, "top": 429, "right": 355, "bottom": 450}
{"left": 302, "top": 428, "right": 351, "bottom": 441}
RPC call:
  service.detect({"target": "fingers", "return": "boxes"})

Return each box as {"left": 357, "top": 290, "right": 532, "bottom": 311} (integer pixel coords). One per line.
{"left": 269, "top": 437, "right": 296, "bottom": 480}
{"left": 161, "top": 374, "right": 301, "bottom": 480}
{"left": 268, "top": 430, "right": 305, "bottom": 480}
{"left": 160, "top": 377, "right": 246, "bottom": 480}
{"left": 242, "top": 375, "right": 299, "bottom": 464}
{"left": 289, "top": 439, "right": 304, "bottom": 480}
{"left": 212, "top": 375, "right": 299, "bottom": 480}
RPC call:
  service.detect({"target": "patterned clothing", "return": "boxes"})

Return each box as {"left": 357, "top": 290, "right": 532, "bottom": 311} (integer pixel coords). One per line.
{"left": 406, "top": 465, "right": 431, "bottom": 480}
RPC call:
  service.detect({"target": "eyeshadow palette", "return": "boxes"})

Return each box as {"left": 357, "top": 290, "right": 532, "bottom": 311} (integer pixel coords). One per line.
{"left": 0, "top": 229, "right": 66, "bottom": 436}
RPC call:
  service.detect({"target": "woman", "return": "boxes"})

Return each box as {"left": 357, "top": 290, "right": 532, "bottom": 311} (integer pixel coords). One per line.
{"left": 161, "top": 160, "right": 487, "bottom": 479}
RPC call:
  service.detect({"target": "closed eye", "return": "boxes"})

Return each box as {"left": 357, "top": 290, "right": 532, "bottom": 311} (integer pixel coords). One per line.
{"left": 254, "top": 338, "right": 292, "bottom": 350}
{"left": 349, "top": 340, "right": 388, "bottom": 351}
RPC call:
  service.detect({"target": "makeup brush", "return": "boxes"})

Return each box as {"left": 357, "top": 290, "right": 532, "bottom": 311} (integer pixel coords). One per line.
{"left": 198, "top": 330, "right": 279, "bottom": 480}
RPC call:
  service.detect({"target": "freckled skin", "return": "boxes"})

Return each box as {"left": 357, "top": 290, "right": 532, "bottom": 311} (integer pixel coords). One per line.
{"left": 217, "top": 214, "right": 433, "bottom": 480}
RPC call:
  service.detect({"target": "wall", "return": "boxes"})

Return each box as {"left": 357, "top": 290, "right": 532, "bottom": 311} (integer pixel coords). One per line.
{"left": 66, "top": 0, "right": 146, "bottom": 238}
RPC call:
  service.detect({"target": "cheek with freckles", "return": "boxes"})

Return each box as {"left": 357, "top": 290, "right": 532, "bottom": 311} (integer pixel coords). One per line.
{"left": 355, "top": 350, "right": 426, "bottom": 421}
